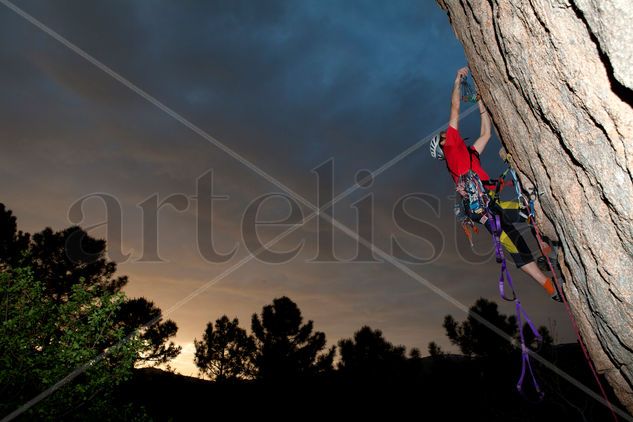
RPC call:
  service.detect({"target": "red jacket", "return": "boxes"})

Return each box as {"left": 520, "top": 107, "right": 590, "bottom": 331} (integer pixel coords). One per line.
{"left": 443, "top": 126, "right": 490, "bottom": 184}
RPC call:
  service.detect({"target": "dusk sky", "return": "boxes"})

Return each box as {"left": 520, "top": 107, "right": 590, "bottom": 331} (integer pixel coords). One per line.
{"left": 0, "top": 0, "right": 572, "bottom": 376}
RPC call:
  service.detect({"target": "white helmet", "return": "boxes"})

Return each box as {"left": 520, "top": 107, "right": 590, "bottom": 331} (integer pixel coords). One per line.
{"left": 430, "top": 134, "right": 444, "bottom": 160}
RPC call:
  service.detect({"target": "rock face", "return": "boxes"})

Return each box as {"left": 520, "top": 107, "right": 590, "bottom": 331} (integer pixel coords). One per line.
{"left": 436, "top": 0, "right": 633, "bottom": 412}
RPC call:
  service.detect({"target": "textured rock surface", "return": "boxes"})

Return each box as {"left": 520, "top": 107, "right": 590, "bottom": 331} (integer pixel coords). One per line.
{"left": 437, "top": 0, "right": 633, "bottom": 412}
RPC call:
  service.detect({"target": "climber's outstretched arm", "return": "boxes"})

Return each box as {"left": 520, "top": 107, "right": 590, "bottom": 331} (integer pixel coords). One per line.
{"left": 449, "top": 67, "right": 468, "bottom": 130}
{"left": 473, "top": 100, "right": 491, "bottom": 154}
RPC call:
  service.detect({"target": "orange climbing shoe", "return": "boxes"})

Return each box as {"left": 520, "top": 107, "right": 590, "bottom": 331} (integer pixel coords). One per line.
{"left": 543, "top": 278, "right": 562, "bottom": 303}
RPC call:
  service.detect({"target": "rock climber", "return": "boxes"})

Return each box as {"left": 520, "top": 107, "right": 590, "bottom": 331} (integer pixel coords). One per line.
{"left": 429, "top": 67, "right": 561, "bottom": 302}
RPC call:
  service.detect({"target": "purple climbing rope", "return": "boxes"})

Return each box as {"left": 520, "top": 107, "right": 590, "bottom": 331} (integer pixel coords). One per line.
{"left": 515, "top": 298, "right": 544, "bottom": 398}
{"left": 488, "top": 209, "right": 543, "bottom": 396}
{"left": 489, "top": 213, "right": 516, "bottom": 302}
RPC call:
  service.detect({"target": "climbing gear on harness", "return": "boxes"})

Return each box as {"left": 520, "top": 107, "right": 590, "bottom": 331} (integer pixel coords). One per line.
{"left": 457, "top": 170, "right": 490, "bottom": 222}
{"left": 453, "top": 168, "right": 491, "bottom": 248}
{"left": 430, "top": 134, "right": 444, "bottom": 160}
{"left": 454, "top": 200, "right": 479, "bottom": 247}
{"left": 460, "top": 74, "right": 478, "bottom": 103}
{"left": 452, "top": 148, "right": 509, "bottom": 248}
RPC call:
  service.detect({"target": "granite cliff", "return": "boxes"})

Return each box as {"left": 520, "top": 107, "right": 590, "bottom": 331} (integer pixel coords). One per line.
{"left": 437, "top": 0, "right": 633, "bottom": 412}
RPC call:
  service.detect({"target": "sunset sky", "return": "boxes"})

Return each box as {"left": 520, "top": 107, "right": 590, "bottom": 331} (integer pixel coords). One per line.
{"left": 0, "top": 0, "right": 573, "bottom": 376}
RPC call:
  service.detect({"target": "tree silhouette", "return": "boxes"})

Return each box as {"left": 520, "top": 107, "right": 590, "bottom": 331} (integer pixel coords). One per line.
{"left": 440, "top": 298, "right": 553, "bottom": 360}
{"left": 427, "top": 341, "right": 445, "bottom": 358}
{"left": 116, "top": 298, "right": 181, "bottom": 365}
{"left": 424, "top": 299, "right": 605, "bottom": 421}
{"left": 0, "top": 266, "right": 145, "bottom": 420}
{"left": 251, "top": 296, "right": 334, "bottom": 381}
{"left": 0, "top": 204, "right": 29, "bottom": 266}
{"left": 29, "top": 226, "right": 127, "bottom": 302}
{"left": 0, "top": 203, "right": 180, "bottom": 366}
{"left": 194, "top": 316, "right": 256, "bottom": 382}
{"left": 442, "top": 298, "right": 518, "bottom": 359}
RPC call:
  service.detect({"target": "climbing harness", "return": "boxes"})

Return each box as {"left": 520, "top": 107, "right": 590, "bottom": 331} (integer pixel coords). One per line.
{"left": 460, "top": 74, "right": 478, "bottom": 103}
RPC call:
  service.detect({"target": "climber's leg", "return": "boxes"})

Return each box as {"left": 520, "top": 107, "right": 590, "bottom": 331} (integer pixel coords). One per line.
{"left": 493, "top": 207, "right": 535, "bottom": 269}
{"left": 487, "top": 202, "right": 561, "bottom": 302}
{"left": 497, "top": 200, "right": 552, "bottom": 255}
{"left": 518, "top": 261, "right": 548, "bottom": 286}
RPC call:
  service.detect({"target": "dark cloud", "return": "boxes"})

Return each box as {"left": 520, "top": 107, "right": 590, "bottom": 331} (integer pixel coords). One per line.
{"left": 0, "top": 0, "right": 573, "bottom": 374}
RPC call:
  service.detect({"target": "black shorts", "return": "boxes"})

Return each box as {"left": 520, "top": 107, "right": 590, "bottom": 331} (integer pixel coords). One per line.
{"left": 482, "top": 199, "right": 535, "bottom": 268}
